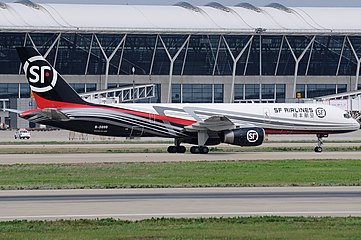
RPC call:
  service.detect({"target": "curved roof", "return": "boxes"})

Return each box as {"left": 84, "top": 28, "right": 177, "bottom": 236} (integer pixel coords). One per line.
{"left": 0, "top": 2, "right": 361, "bottom": 34}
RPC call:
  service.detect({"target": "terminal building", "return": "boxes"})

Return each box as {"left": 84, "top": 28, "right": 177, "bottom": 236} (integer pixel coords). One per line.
{"left": 1, "top": 1, "right": 361, "bottom": 127}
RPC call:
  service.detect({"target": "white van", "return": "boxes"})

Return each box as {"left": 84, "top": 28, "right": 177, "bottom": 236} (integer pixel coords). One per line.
{"left": 14, "top": 129, "right": 31, "bottom": 139}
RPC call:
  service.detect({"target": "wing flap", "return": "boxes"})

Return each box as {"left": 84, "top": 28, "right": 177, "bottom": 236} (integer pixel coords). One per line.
{"left": 185, "top": 115, "right": 235, "bottom": 132}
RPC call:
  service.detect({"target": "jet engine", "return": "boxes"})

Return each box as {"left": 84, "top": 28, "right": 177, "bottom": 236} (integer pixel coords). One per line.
{"left": 221, "top": 127, "right": 264, "bottom": 146}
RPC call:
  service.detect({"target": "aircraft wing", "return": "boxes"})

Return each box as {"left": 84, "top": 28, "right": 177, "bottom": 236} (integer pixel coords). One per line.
{"left": 184, "top": 115, "right": 236, "bottom": 132}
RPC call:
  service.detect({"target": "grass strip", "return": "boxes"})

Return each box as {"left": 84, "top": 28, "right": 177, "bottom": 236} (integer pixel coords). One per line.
{"left": 0, "top": 217, "right": 361, "bottom": 239}
{"left": 0, "top": 160, "right": 360, "bottom": 190}
{"left": 1, "top": 146, "right": 361, "bottom": 154}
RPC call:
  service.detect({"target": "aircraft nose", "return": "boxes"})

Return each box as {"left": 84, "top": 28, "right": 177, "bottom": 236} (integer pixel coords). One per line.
{"left": 354, "top": 118, "right": 361, "bottom": 129}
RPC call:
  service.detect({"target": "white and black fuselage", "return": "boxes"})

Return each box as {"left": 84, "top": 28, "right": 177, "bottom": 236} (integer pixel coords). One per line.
{"left": 16, "top": 47, "right": 360, "bottom": 153}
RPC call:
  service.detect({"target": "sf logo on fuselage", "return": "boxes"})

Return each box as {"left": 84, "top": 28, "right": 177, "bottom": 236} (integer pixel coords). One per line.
{"left": 247, "top": 130, "right": 259, "bottom": 143}
{"left": 23, "top": 56, "right": 57, "bottom": 93}
{"left": 315, "top": 107, "right": 326, "bottom": 118}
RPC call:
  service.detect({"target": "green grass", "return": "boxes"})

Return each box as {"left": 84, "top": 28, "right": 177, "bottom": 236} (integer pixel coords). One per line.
{"left": 1, "top": 160, "right": 361, "bottom": 190}
{"left": 0, "top": 217, "right": 361, "bottom": 239}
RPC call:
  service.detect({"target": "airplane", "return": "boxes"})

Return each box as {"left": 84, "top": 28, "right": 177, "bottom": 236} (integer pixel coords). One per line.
{"left": 10, "top": 47, "right": 360, "bottom": 154}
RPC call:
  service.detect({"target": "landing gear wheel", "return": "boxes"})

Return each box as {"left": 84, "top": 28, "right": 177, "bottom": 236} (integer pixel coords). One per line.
{"left": 314, "top": 134, "right": 327, "bottom": 153}
{"left": 190, "top": 146, "right": 209, "bottom": 154}
{"left": 190, "top": 146, "right": 200, "bottom": 154}
{"left": 200, "top": 146, "right": 209, "bottom": 154}
{"left": 167, "top": 146, "right": 178, "bottom": 153}
{"left": 314, "top": 146, "right": 323, "bottom": 153}
{"left": 177, "top": 146, "right": 186, "bottom": 153}
{"left": 167, "top": 145, "right": 186, "bottom": 153}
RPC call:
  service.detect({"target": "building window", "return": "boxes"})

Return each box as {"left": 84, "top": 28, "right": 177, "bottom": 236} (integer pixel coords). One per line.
{"left": 276, "top": 84, "right": 286, "bottom": 102}
{"left": 70, "top": 83, "right": 86, "bottom": 93}
{"left": 296, "top": 84, "right": 306, "bottom": 99}
{"left": 235, "top": 84, "right": 285, "bottom": 102}
{"left": 245, "top": 84, "right": 260, "bottom": 99}
{"left": 234, "top": 84, "right": 244, "bottom": 101}
{"left": 86, "top": 84, "right": 97, "bottom": 92}
{"left": 0, "top": 83, "right": 18, "bottom": 99}
{"left": 307, "top": 84, "right": 336, "bottom": 98}
{"left": 20, "top": 84, "right": 30, "bottom": 98}
{"left": 261, "top": 84, "right": 275, "bottom": 100}
{"left": 172, "top": 84, "right": 181, "bottom": 103}
{"left": 172, "top": 84, "right": 223, "bottom": 103}
{"left": 337, "top": 84, "right": 347, "bottom": 94}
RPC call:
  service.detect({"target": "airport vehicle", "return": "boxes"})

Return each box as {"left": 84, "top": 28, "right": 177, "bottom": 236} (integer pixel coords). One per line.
{"left": 14, "top": 128, "right": 31, "bottom": 139}
{"left": 12, "top": 47, "right": 360, "bottom": 153}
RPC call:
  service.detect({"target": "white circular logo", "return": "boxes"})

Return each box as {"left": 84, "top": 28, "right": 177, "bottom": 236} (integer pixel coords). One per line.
{"left": 247, "top": 130, "right": 259, "bottom": 143}
{"left": 315, "top": 107, "right": 326, "bottom": 118}
{"left": 23, "top": 56, "right": 57, "bottom": 93}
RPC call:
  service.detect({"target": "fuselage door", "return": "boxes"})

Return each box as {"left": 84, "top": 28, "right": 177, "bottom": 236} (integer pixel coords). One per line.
{"left": 263, "top": 108, "right": 271, "bottom": 123}
{"left": 130, "top": 126, "right": 144, "bottom": 137}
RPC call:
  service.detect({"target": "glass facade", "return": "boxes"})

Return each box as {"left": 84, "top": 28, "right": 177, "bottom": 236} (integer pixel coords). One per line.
{"left": 172, "top": 84, "right": 223, "bottom": 103}
{"left": 70, "top": 83, "right": 97, "bottom": 93}
{"left": 235, "top": 84, "right": 286, "bottom": 103}
{"left": 297, "top": 84, "right": 348, "bottom": 98}
{"left": 0, "top": 32, "right": 360, "bottom": 102}
{"left": 0, "top": 32, "right": 360, "bottom": 77}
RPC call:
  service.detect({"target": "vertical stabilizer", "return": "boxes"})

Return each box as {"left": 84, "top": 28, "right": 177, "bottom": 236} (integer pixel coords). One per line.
{"left": 16, "top": 47, "right": 87, "bottom": 109}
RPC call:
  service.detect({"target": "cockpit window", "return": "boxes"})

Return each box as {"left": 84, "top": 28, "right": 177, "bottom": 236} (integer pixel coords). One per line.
{"left": 344, "top": 113, "right": 351, "bottom": 119}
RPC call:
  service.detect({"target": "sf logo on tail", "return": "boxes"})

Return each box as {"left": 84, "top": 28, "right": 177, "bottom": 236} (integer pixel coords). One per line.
{"left": 23, "top": 56, "right": 58, "bottom": 93}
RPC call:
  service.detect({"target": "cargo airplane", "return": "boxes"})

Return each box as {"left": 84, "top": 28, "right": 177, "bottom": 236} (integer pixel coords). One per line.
{"left": 11, "top": 47, "right": 360, "bottom": 154}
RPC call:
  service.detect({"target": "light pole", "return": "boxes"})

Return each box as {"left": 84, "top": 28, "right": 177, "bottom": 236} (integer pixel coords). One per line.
{"left": 132, "top": 67, "right": 135, "bottom": 103}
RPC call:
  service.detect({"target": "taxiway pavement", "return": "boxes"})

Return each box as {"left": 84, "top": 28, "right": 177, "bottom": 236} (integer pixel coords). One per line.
{"left": 0, "top": 151, "right": 360, "bottom": 164}
{"left": 0, "top": 187, "right": 360, "bottom": 221}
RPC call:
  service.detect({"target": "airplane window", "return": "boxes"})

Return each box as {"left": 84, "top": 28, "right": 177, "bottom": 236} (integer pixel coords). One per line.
{"left": 344, "top": 113, "right": 351, "bottom": 119}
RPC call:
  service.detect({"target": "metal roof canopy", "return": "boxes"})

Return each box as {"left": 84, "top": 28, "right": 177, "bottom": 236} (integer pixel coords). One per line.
{"left": 206, "top": 2, "right": 231, "bottom": 12}
{"left": 15, "top": 0, "right": 40, "bottom": 9}
{"left": 265, "top": 3, "right": 292, "bottom": 13}
{"left": 1, "top": 3, "right": 361, "bottom": 34}
{"left": 235, "top": 3, "right": 261, "bottom": 12}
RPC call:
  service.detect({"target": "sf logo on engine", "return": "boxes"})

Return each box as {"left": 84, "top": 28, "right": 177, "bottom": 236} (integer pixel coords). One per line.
{"left": 23, "top": 56, "right": 58, "bottom": 93}
{"left": 247, "top": 130, "right": 259, "bottom": 143}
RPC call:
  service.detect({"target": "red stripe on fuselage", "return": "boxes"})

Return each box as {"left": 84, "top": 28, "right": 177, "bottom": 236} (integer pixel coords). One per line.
{"left": 31, "top": 93, "right": 196, "bottom": 126}
{"left": 265, "top": 129, "right": 333, "bottom": 135}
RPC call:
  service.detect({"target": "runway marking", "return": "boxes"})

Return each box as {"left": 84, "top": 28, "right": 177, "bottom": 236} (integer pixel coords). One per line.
{"left": 2, "top": 211, "right": 361, "bottom": 220}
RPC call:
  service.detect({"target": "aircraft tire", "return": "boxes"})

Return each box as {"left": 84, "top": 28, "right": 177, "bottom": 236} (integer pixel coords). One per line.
{"left": 167, "top": 146, "right": 178, "bottom": 153}
{"left": 177, "top": 146, "right": 186, "bottom": 153}
{"left": 200, "top": 146, "right": 209, "bottom": 154}
{"left": 190, "top": 146, "right": 200, "bottom": 154}
{"left": 314, "top": 147, "right": 323, "bottom": 153}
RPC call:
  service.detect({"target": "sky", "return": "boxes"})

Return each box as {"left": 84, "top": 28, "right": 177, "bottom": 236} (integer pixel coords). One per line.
{"left": 29, "top": 0, "right": 361, "bottom": 7}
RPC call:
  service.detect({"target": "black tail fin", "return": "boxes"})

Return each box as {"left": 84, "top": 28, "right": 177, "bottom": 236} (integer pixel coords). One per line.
{"left": 16, "top": 47, "right": 88, "bottom": 109}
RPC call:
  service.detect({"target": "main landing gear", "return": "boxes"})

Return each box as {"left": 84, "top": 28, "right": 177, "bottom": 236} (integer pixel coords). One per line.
{"left": 167, "top": 132, "right": 210, "bottom": 154}
{"left": 190, "top": 146, "right": 209, "bottom": 154}
{"left": 167, "top": 145, "right": 186, "bottom": 153}
{"left": 167, "top": 139, "right": 186, "bottom": 153}
{"left": 167, "top": 145, "right": 209, "bottom": 154}
{"left": 314, "top": 134, "right": 328, "bottom": 153}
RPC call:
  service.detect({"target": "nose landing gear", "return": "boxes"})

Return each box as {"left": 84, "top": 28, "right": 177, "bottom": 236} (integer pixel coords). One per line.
{"left": 314, "top": 134, "right": 328, "bottom": 153}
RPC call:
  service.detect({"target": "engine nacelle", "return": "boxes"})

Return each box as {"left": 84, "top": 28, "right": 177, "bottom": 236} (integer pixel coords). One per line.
{"left": 221, "top": 127, "right": 265, "bottom": 146}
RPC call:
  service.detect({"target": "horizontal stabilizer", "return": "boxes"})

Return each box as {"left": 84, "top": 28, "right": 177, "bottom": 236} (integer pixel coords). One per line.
{"left": 39, "top": 108, "right": 70, "bottom": 121}
{"left": 3, "top": 108, "right": 23, "bottom": 114}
